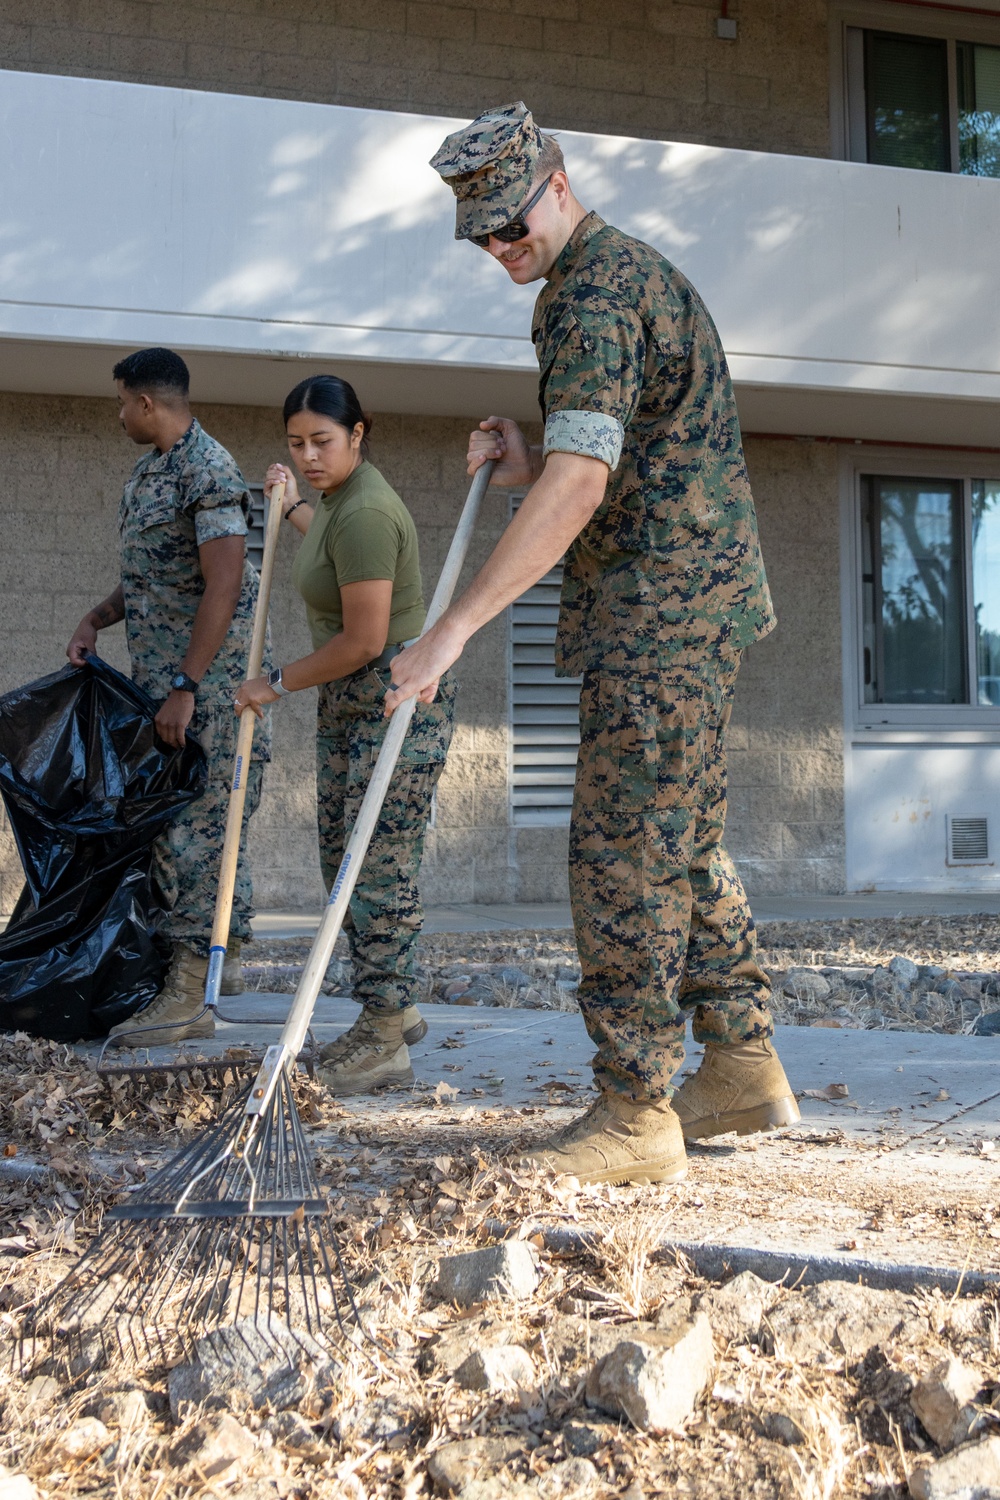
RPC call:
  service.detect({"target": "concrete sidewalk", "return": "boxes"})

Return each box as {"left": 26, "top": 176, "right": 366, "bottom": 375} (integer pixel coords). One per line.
{"left": 252, "top": 890, "right": 1000, "bottom": 938}
{"left": 92, "top": 992, "right": 1000, "bottom": 1149}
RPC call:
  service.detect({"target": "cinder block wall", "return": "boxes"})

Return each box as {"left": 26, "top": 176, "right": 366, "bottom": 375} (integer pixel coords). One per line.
{"left": 4, "top": 0, "right": 832, "bottom": 158}
{"left": 0, "top": 392, "right": 530, "bottom": 914}
{"left": 0, "top": 403, "right": 845, "bottom": 914}
{"left": 732, "top": 436, "right": 845, "bottom": 894}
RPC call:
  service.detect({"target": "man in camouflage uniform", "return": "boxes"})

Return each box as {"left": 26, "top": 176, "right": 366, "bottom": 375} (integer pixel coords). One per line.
{"left": 67, "top": 347, "right": 269, "bottom": 1043}
{"left": 386, "top": 103, "right": 799, "bottom": 1185}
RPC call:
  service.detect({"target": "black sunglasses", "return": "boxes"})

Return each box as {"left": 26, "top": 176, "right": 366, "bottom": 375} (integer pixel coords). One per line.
{"left": 472, "top": 176, "right": 552, "bottom": 249}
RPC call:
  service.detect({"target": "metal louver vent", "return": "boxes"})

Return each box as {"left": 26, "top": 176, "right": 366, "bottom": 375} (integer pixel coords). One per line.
{"left": 247, "top": 487, "right": 266, "bottom": 572}
{"left": 509, "top": 500, "right": 581, "bottom": 826}
{"left": 947, "top": 816, "right": 990, "bottom": 865}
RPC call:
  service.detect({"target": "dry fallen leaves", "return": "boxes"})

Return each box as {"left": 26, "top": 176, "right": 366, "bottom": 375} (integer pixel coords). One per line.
{"left": 801, "top": 1083, "right": 851, "bottom": 1102}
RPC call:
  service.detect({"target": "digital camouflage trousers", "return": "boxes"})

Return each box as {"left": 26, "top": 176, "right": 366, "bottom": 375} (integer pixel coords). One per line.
{"left": 154, "top": 706, "right": 264, "bottom": 957}
{"left": 316, "top": 668, "right": 456, "bottom": 1014}
{"left": 569, "top": 650, "right": 773, "bottom": 1103}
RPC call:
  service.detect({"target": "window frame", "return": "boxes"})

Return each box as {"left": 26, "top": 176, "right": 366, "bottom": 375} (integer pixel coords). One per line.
{"left": 841, "top": 448, "right": 1000, "bottom": 736}
{"left": 830, "top": 1, "right": 1000, "bottom": 168}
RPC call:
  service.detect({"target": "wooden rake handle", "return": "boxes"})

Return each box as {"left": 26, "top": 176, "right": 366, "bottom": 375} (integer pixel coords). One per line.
{"left": 245, "top": 460, "right": 494, "bottom": 1109}
{"left": 205, "top": 481, "right": 285, "bottom": 1006}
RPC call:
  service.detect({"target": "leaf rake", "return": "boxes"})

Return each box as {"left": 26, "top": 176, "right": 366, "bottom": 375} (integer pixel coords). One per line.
{"left": 20, "top": 461, "right": 493, "bottom": 1377}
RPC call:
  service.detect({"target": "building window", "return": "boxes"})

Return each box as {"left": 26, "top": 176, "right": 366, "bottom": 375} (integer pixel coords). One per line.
{"left": 861, "top": 475, "right": 1000, "bottom": 707}
{"left": 845, "top": 24, "right": 1000, "bottom": 176}
{"left": 508, "top": 499, "right": 581, "bottom": 826}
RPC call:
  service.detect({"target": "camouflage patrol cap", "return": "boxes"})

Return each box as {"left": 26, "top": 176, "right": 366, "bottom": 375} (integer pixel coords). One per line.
{"left": 430, "top": 101, "right": 543, "bottom": 241}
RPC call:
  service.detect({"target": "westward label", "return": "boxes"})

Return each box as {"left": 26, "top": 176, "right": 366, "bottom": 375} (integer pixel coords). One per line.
{"left": 233, "top": 755, "right": 243, "bottom": 791}
{"left": 328, "top": 852, "right": 352, "bottom": 904}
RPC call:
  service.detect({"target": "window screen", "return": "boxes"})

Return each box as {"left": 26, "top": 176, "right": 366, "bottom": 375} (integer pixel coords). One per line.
{"left": 864, "top": 31, "right": 950, "bottom": 172}
{"left": 958, "top": 41, "right": 1000, "bottom": 177}
{"left": 972, "top": 481, "right": 1000, "bottom": 705}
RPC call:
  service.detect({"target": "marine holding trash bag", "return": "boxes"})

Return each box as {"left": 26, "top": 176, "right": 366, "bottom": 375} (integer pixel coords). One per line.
{"left": 234, "top": 375, "right": 454, "bottom": 1097}
{"left": 65, "top": 347, "right": 270, "bottom": 1045}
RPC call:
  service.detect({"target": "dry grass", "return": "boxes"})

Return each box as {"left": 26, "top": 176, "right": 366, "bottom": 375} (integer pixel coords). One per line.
{"left": 3, "top": 910, "right": 1000, "bottom": 1495}
{"left": 1, "top": 1031, "right": 996, "bottom": 1499}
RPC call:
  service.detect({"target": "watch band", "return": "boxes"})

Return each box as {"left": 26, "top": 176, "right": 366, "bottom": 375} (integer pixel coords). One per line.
{"left": 171, "top": 671, "right": 200, "bottom": 694}
{"left": 268, "top": 667, "right": 291, "bottom": 697}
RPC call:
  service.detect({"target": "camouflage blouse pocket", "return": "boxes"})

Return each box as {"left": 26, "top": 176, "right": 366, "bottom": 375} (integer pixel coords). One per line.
{"left": 579, "top": 676, "right": 650, "bottom": 810}
{"left": 120, "top": 494, "right": 177, "bottom": 542}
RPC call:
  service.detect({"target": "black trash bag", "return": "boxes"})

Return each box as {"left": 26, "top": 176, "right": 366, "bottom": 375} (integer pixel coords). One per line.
{"left": 0, "top": 654, "right": 206, "bottom": 1041}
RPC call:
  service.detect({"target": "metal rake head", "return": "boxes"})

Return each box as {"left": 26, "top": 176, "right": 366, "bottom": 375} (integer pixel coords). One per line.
{"left": 19, "top": 1204, "right": 358, "bottom": 1375}
{"left": 110, "top": 1065, "right": 325, "bottom": 1219}
{"left": 17, "top": 1067, "right": 365, "bottom": 1377}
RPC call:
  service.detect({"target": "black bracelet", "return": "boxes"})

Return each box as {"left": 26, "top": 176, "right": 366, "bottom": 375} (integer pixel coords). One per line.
{"left": 284, "top": 499, "right": 307, "bottom": 519}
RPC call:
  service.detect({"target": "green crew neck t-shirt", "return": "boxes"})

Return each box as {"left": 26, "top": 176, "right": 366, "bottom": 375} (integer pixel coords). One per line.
{"left": 290, "top": 461, "right": 425, "bottom": 650}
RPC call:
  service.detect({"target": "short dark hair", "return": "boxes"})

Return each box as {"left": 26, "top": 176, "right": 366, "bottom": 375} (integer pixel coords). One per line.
{"left": 282, "top": 375, "right": 373, "bottom": 455}
{"left": 112, "top": 347, "right": 190, "bottom": 399}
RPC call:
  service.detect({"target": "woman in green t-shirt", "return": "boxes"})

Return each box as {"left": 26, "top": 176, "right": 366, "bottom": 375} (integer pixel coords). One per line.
{"left": 235, "top": 375, "right": 455, "bottom": 1094}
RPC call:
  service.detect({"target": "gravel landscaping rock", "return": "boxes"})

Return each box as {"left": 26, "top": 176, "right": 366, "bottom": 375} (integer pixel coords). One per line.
{"left": 694, "top": 1270, "right": 776, "bottom": 1345}
{"left": 888, "top": 955, "right": 921, "bottom": 989}
{"left": 434, "top": 1240, "right": 539, "bottom": 1306}
{"left": 53, "top": 1418, "right": 110, "bottom": 1463}
{"left": 427, "top": 1436, "right": 526, "bottom": 1495}
{"left": 0, "top": 1468, "right": 39, "bottom": 1500}
{"left": 911, "top": 1357, "right": 984, "bottom": 1450}
{"left": 167, "top": 1317, "right": 334, "bottom": 1417}
{"left": 535, "top": 1457, "right": 600, "bottom": 1498}
{"left": 454, "top": 1343, "right": 535, "bottom": 1393}
{"left": 766, "top": 1281, "right": 925, "bottom": 1364}
{"left": 169, "top": 1412, "right": 256, "bottom": 1480}
{"left": 95, "top": 1389, "right": 151, "bottom": 1430}
{"left": 585, "top": 1313, "right": 715, "bottom": 1433}
{"left": 909, "top": 1434, "right": 1000, "bottom": 1500}
{"left": 782, "top": 968, "right": 832, "bottom": 1001}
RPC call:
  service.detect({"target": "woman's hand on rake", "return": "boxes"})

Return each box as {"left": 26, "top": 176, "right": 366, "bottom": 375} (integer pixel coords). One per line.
{"left": 235, "top": 675, "right": 279, "bottom": 717}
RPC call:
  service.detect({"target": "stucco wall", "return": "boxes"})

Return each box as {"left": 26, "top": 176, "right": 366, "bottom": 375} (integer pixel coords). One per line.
{"left": 2, "top": 0, "right": 831, "bottom": 157}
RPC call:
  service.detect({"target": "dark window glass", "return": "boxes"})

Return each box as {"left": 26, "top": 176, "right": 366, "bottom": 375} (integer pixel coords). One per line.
{"left": 865, "top": 31, "right": 950, "bottom": 171}
{"left": 972, "top": 481, "right": 1000, "bottom": 705}
{"left": 863, "top": 478, "right": 967, "bottom": 705}
{"left": 958, "top": 41, "right": 1000, "bottom": 178}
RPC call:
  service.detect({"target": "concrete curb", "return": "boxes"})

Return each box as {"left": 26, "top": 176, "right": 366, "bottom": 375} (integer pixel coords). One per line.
{"left": 498, "top": 1221, "right": 998, "bottom": 1297}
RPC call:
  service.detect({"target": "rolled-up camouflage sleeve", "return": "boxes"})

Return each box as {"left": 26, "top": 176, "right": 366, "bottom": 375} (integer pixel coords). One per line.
{"left": 539, "top": 301, "right": 644, "bottom": 473}
{"left": 543, "top": 410, "right": 623, "bottom": 469}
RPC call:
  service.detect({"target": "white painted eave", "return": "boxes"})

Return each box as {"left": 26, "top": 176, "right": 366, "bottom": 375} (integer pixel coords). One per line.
{"left": 2, "top": 70, "right": 1000, "bottom": 445}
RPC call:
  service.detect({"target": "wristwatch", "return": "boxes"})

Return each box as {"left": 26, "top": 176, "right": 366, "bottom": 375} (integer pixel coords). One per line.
{"left": 171, "top": 671, "right": 200, "bottom": 694}
{"left": 268, "top": 667, "right": 291, "bottom": 697}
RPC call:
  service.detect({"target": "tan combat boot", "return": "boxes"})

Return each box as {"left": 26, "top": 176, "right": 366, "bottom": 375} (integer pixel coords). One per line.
{"left": 106, "top": 946, "right": 213, "bottom": 1047}
{"left": 317, "top": 1008, "right": 414, "bottom": 1095}
{"left": 221, "top": 936, "right": 243, "bottom": 996}
{"left": 672, "top": 1038, "right": 800, "bottom": 1141}
{"left": 522, "top": 1092, "right": 688, "bottom": 1186}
